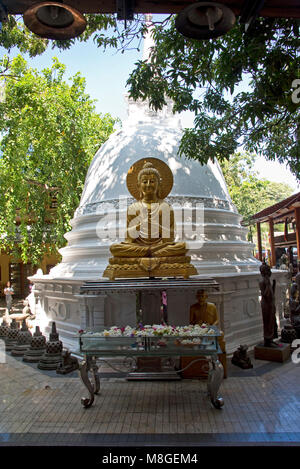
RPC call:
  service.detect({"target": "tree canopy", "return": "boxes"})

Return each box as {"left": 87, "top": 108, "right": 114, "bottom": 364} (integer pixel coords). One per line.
{"left": 0, "top": 12, "right": 144, "bottom": 63}
{"left": 0, "top": 55, "right": 116, "bottom": 264}
{"left": 0, "top": 14, "right": 298, "bottom": 262}
{"left": 2, "top": 13, "right": 298, "bottom": 176}
{"left": 219, "top": 152, "right": 294, "bottom": 227}
{"left": 126, "top": 17, "right": 300, "bottom": 178}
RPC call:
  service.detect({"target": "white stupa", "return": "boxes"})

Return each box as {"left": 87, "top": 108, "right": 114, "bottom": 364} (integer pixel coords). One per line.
{"left": 49, "top": 93, "right": 259, "bottom": 280}
{"left": 50, "top": 15, "right": 259, "bottom": 281}
{"left": 31, "top": 17, "right": 287, "bottom": 353}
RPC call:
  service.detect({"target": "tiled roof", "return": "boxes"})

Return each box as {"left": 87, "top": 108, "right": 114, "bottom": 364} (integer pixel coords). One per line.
{"left": 250, "top": 192, "right": 300, "bottom": 222}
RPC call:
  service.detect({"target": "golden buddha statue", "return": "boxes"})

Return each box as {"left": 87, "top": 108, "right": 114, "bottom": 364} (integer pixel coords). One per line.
{"left": 190, "top": 289, "right": 226, "bottom": 353}
{"left": 103, "top": 158, "right": 197, "bottom": 279}
{"left": 185, "top": 289, "right": 227, "bottom": 379}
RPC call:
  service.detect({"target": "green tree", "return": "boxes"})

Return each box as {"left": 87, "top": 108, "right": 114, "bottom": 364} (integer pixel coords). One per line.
{"left": 219, "top": 153, "right": 294, "bottom": 225}
{"left": 0, "top": 55, "right": 116, "bottom": 264}
{"left": 0, "top": 14, "right": 48, "bottom": 59}
{"left": 3, "top": 13, "right": 299, "bottom": 180}
{"left": 0, "top": 12, "right": 147, "bottom": 68}
{"left": 126, "top": 17, "right": 300, "bottom": 177}
{"left": 0, "top": 13, "right": 119, "bottom": 58}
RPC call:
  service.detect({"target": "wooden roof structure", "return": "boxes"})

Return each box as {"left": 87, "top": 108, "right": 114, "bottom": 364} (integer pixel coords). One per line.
{"left": 3, "top": 1, "right": 300, "bottom": 17}
{"left": 250, "top": 192, "right": 300, "bottom": 224}
{"left": 250, "top": 192, "right": 300, "bottom": 266}
{"left": 2, "top": 1, "right": 299, "bottom": 41}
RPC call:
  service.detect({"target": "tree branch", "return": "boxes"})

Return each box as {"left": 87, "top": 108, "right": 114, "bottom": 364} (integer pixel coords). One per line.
{"left": 24, "top": 178, "right": 60, "bottom": 191}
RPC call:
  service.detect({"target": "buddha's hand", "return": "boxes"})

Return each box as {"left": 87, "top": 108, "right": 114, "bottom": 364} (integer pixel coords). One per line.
{"left": 150, "top": 242, "right": 171, "bottom": 253}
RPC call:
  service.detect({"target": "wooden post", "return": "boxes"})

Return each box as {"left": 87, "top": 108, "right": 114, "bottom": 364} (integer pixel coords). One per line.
{"left": 284, "top": 218, "right": 289, "bottom": 242}
{"left": 268, "top": 218, "right": 276, "bottom": 267}
{"left": 256, "top": 222, "right": 262, "bottom": 261}
{"left": 295, "top": 207, "right": 300, "bottom": 262}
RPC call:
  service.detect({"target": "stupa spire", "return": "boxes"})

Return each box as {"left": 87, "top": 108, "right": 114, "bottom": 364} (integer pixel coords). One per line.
{"left": 124, "top": 13, "right": 178, "bottom": 123}
{"left": 142, "top": 13, "right": 155, "bottom": 63}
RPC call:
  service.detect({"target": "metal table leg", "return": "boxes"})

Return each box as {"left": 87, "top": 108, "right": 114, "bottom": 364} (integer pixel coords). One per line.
{"left": 207, "top": 355, "right": 224, "bottom": 409}
{"left": 79, "top": 356, "right": 100, "bottom": 408}
{"left": 91, "top": 357, "right": 100, "bottom": 394}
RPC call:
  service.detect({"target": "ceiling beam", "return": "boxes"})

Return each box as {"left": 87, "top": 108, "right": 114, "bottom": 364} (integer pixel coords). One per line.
{"left": 3, "top": 0, "right": 300, "bottom": 16}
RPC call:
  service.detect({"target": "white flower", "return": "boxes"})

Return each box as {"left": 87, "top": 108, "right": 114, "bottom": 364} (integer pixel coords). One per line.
{"left": 86, "top": 323, "right": 217, "bottom": 337}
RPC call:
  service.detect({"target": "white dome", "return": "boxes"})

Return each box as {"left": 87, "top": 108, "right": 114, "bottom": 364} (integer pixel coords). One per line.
{"left": 49, "top": 96, "right": 260, "bottom": 280}
{"left": 78, "top": 97, "right": 233, "bottom": 207}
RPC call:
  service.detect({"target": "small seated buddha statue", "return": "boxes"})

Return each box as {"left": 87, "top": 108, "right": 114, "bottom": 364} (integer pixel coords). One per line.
{"left": 190, "top": 289, "right": 226, "bottom": 353}
{"left": 103, "top": 158, "right": 197, "bottom": 279}
{"left": 181, "top": 289, "right": 227, "bottom": 379}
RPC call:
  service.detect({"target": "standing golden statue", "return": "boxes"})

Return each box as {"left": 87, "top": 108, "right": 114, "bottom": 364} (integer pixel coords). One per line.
{"left": 103, "top": 158, "right": 197, "bottom": 279}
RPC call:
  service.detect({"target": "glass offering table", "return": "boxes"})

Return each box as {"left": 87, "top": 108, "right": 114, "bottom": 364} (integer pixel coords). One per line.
{"left": 78, "top": 326, "right": 224, "bottom": 409}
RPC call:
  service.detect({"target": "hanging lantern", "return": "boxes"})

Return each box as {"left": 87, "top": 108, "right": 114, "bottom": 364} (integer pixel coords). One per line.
{"left": 175, "top": 1, "right": 236, "bottom": 40}
{"left": 23, "top": 1, "right": 87, "bottom": 40}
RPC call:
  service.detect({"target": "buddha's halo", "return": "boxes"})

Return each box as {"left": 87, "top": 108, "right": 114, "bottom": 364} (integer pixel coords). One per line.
{"left": 126, "top": 157, "right": 174, "bottom": 200}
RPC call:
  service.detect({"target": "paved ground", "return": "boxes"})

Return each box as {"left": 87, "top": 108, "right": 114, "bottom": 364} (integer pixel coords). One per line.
{"left": 1, "top": 298, "right": 300, "bottom": 452}
{"left": 0, "top": 339, "right": 299, "bottom": 448}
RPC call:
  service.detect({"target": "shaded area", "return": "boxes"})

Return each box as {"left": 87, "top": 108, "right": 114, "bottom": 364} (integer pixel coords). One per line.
{"left": 1, "top": 432, "right": 300, "bottom": 446}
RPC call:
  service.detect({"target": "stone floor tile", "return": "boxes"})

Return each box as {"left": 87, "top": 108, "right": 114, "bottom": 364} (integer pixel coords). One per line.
{"left": 0, "top": 351, "right": 300, "bottom": 444}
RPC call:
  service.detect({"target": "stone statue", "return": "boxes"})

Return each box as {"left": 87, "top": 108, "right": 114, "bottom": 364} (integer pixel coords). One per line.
{"left": 295, "top": 262, "right": 300, "bottom": 295}
{"left": 38, "top": 321, "right": 63, "bottom": 370}
{"left": 56, "top": 349, "right": 79, "bottom": 374}
{"left": 231, "top": 345, "right": 253, "bottom": 369}
{"left": 103, "top": 158, "right": 197, "bottom": 279}
{"left": 289, "top": 282, "right": 300, "bottom": 338}
{"left": 190, "top": 289, "right": 225, "bottom": 352}
{"left": 280, "top": 273, "right": 299, "bottom": 345}
{"left": 259, "top": 260, "right": 278, "bottom": 347}
{"left": 278, "top": 253, "right": 288, "bottom": 270}
{"left": 22, "top": 299, "right": 35, "bottom": 320}
{"left": 289, "top": 283, "right": 300, "bottom": 313}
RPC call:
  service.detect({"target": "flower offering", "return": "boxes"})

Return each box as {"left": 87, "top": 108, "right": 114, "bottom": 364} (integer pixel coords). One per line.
{"left": 82, "top": 323, "right": 217, "bottom": 337}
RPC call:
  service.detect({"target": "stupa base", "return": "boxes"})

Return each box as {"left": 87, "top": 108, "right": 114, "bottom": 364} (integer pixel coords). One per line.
{"left": 5, "top": 341, "right": 18, "bottom": 352}
{"left": 38, "top": 354, "right": 62, "bottom": 370}
{"left": 30, "top": 270, "right": 288, "bottom": 356}
{"left": 23, "top": 348, "right": 46, "bottom": 363}
{"left": 11, "top": 345, "right": 30, "bottom": 357}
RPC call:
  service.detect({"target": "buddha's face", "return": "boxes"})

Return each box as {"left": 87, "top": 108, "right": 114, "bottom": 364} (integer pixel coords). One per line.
{"left": 139, "top": 172, "right": 159, "bottom": 199}
{"left": 197, "top": 291, "right": 207, "bottom": 305}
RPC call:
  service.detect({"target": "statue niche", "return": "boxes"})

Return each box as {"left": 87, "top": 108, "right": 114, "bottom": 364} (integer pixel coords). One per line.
{"left": 103, "top": 158, "right": 197, "bottom": 279}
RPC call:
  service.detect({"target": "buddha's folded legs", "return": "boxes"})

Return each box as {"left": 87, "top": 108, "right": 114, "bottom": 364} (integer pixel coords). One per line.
{"left": 110, "top": 241, "right": 187, "bottom": 258}
{"left": 110, "top": 243, "right": 150, "bottom": 258}
{"left": 153, "top": 242, "right": 187, "bottom": 257}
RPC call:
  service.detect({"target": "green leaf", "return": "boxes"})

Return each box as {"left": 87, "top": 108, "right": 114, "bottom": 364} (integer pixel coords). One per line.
{"left": 0, "top": 56, "right": 116, "bottom": 262}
